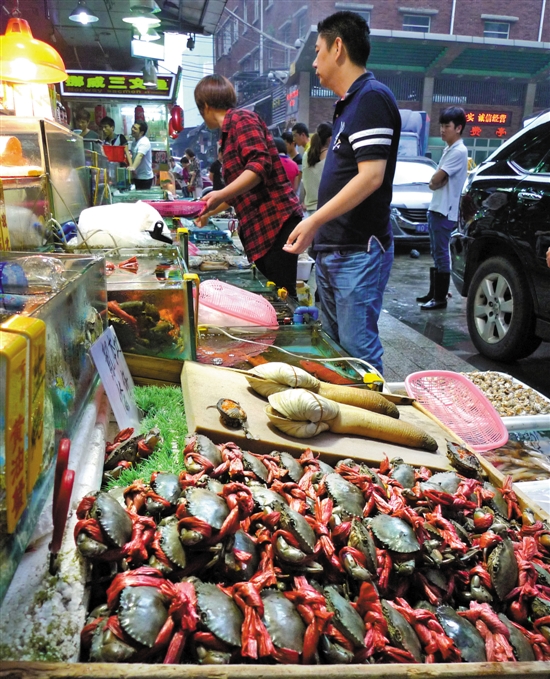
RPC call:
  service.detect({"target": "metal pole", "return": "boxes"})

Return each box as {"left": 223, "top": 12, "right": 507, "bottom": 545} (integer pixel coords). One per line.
{"left": 538, "top": 0, "right": 547, "bottom": 41}
{"left": 450, "top": 0, "right": 457, "bottom": 35}
{"left": 260, "top": 0, "right": 264, "bottom": 75}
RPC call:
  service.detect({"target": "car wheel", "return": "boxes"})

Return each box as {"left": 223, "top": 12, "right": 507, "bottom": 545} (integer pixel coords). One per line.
{"left": 466, "top": 256, "right": 542, "bottom": 362}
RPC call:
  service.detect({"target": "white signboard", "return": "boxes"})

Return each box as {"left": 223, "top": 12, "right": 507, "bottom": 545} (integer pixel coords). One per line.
{"left": 90, "top": 326, "right": 140, "bottom": 431}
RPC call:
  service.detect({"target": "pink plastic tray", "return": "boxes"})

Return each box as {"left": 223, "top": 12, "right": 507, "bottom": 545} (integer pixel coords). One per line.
{"left": 404, "top": 370, "right": 509, "bottom": 452}
{"left": 143, "top": 200, "right": 206, "bottom": 218}
{"left": 199, "top": 279, "right": 278, "bottom": 328}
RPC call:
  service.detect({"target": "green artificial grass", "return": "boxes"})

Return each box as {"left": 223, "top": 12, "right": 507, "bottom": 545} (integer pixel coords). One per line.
{"left": 105, "top": 385, "right": 188, "bottom": 490}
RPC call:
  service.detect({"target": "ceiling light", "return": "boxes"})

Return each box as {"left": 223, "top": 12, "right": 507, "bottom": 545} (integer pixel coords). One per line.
{"left": 0, "top": 17, "right": 68, "bottom": 84}
{"left": 133, "top": 26, "right": 161, "bottom": 42}
{"left": 123, "top": 12, "right": 161, "bottom": 32}
{"left": 142, "top": 58, "right": 157, "bottom": 87}
{"left": 186, "top": 35, "right": 195, "bottom": 51}
{"left": 69, "top": 1, "right": 99, "bottom": 24}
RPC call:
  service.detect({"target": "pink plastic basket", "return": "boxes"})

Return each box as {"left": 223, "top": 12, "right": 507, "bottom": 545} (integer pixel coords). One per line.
{"left": 404, "top": 370, "right": 509, "bottom": 452}
{"left": 199, "top": 279, "right": 278, "bottom": 328}
{"left": 143, "top": 200, "right": 206, "bottom": 218}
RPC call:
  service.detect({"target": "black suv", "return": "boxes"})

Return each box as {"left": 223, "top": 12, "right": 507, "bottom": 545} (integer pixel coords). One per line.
{"left": 450, "top": 112, "right": 550, "bottom": 361}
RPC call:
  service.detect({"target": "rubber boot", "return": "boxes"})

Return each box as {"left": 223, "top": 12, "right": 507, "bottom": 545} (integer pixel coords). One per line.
{"left": 416, "top": 267, "right": 436, "bottom": 303}
{"left": 420, "top": 272, "right": 450, "bottom": 310}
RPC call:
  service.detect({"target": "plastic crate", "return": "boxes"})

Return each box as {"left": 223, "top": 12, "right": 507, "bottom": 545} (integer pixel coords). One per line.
{"left": 142, "top": 200, "right": 206, "bottom": 218}
{"left": 405, "top": 370, "right": 509, "bottom": 452}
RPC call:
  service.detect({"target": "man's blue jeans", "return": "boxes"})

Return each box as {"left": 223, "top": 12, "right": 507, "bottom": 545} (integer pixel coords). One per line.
{"left": 315, "top": 239, "right": 394, "bottom": 375}
{"left": 428, "top": 210, "right": 456, "bottom": 274}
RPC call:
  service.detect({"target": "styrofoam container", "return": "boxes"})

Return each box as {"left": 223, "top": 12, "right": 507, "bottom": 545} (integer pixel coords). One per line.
{"left": 297, "top": 255, "right": 315, "bottom": 281}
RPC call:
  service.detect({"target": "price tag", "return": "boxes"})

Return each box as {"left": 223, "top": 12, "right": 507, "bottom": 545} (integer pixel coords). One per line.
{"left": 90, "top": 326, "right": 140, "bottom": 430}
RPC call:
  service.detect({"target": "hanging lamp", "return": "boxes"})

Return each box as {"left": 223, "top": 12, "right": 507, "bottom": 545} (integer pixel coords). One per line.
{"left": 123, "top": 0, "right": 161, "bottom": 35}
{"left": 0, "top": 5, "right": 68, "bottom": 84}
{"left": 69, "top": 1, "right": 99, "bottom": 24}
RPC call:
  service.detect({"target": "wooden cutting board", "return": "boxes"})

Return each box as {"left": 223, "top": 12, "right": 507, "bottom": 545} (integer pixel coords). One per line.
{"left": 181, "top": 362, "right": 453, "bottom": 471}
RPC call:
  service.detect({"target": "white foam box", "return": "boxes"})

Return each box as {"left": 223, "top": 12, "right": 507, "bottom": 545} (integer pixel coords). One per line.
{"left": 297, "top": 255, "right": 315, "bottom": 281}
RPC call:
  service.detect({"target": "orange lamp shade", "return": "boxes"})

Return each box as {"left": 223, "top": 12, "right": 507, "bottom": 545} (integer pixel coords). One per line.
{"left": 0, "top": 18, "right": 68, "bottom": 84}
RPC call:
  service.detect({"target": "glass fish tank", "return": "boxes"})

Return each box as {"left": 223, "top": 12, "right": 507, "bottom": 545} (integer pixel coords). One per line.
{"left": 105, "top": 247, "right": 195, "bottom": 361}
{"left": 0, "top": 252, "right": 106, "bottom": 604}
{"left": 197, "top": 324, "right": 365, "bottom": 384}
{"left": 481, "top": 429, "right": 550, "bottom": 483}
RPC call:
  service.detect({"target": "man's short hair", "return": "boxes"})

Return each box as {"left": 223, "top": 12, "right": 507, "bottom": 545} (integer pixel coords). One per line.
{"left": 273, "top": 137, "right": 287, "bottom": 155}
{"left": 134, "top": 121, "right": 148, "bottom": 134}
{"left": 281, "top": 131, "right": 294, "bottom": 145}
{"left": 317, "top": 11, "right": 371, "bottom": 67}
{"left": 99, "top": 116, "right": 115, "bottom": 127}
{"left": 194, "top": 74, "right": 237, "bottom": 113}
{"left": 76, "top": 108, "right": 91, "bottom": 122}
{"left": 185, "top": 147, "right": 196, "bottom": 158}
{"left": 292, "top": 122, "right": 309, "bottom": 137}
{"left": 181, "top": 156, "right": 190, "bottom": 165}
{"left": 439, "top": 107, "right": 467, "bottom": 134}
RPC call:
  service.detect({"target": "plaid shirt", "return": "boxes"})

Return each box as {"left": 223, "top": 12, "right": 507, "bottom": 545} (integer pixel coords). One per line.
{"left": 220, "top": 108, "right": 302, "bottom": 261}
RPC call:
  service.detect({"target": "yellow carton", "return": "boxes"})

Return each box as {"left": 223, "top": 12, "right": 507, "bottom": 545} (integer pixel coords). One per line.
{"left": 1, "top": 316, "right": 46, "bottom": 493}
{"left": 0, "top": 330, "right": 28, "bottom": 533}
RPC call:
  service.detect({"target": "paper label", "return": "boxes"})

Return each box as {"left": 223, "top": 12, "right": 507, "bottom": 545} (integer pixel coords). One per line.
{"left": 90, "top": 326, "right": 140, "bottom": 431}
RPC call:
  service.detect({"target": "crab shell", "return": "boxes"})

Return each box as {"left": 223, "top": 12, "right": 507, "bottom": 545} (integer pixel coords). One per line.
{"left": 249, "top": 483, "right": 287, "bottom": 511}
{"left": 151, "top": 472, "right": 182, "bottom": 505}
{"left": 95, "top": 492, "right": 133, "bottom": 547}
{"left": 320, "top": 634, "right": 355, "bottom": 664}
{"left": 195, "top": 581, "right": 243, "bottom": 647}
{"left": 421, "top": 471, "right": 461, "bottom": 495}
{"left": 381, "top": 600, "right": 422, "bottom": 663}
{"left": 279, "top": 505, "right": 316, "bottom": 554}
{"left": 531, "top": 595, "right": 550, "bottom": 620}
{"left": 445, "top": 442, "right": 482, "bottom": 478}
{"left": 185, "top": 487, "right": 230, "bottom": 530}
{"left": 436, "top": 605, "right": 486, "bottom": 663}
{"left": 359, "top": 464, "right": 386, "bottom": 492}
{"left": 370, "top": 514, "right": 421, "bottom": 554}
{"left": 118, "top": 585, "right": 169, "bottom": 648}
{"left": 216, "top": 398, "right": 247, "bottom": 428}
{"left": 390, "top": 458, "right": 416, "bottom": 488}
{"left": 483, "top": 482, "right": 510, "bottom": 518}
{"left": 348, "top": 518, "right": 378, "bottom": 574}
{"left": 487, "top": 537, "right": 518, "bottom": 600}
{"left": 324, "top": 586, "right": 366, "bottom": 648}
{"left": 261, "top": 589, "right": 305, "bottom": 653}
{"left": 242, "top": 450, "right": 269, "bottom": 482}
{"left": 90, "top": 618, "right": 137, "bottom": 662}
{"left": 188, "top": 434, "right": 222, "bottom": 465}
{"left": 157, "top": 516, "right": 187, "bottom": 569}
{"left": 534, "top": 563, "right": 550, "bottom": 588}
{"left": 497, "top": 613, "right": 535, "bottom": 662}
{"left": 222, "top": 529, "right": 259, "bottom": 582}
{"left": 325, "top": 473, "right": 365, "bottom": 518}
{"left": 274, "top": 451, "right": 304, "bottom": 483}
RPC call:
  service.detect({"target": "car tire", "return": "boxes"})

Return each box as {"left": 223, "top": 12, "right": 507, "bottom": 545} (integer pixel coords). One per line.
{"left": 466, "top": 256, "right": 542, "bottom": 362}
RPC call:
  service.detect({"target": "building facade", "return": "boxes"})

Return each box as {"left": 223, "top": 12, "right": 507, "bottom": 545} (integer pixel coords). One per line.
{"left": 213, "top": 0, "right": 550, "bottom": 162}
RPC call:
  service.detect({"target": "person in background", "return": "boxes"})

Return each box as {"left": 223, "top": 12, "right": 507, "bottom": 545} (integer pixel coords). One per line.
{"left": 169, "top": 156, "right": 185, "bottom": 193}
{"left": 301, "top": 122, "right": 333, "bottom": 216}
{"left": 185, "top": 147, "right": 203, "bottom": 198}
{"left": 128, "top": 121, "right": 154, "bottom": 190}
{"left": 292, "top": 122, "right": 310, "bottom": 153}
{"left": 273, "top": 137, "right": 301, "bottom": 193}
{"left": 546, "top": 247, "right": 550, "bottom": 267}
{"left": 180, "top": 156, "right": 191, "bottom": 196}
{"left": 74, "top": 109, "right": 99, "bottom": 140}
{"left": 100, "top": 116, "right": 130, "bottom": 164}
{"left": 417, "top": 106, "right": 468, "bottom": 310}
{"left": 194, "top": 74, "right": 303, "bottom": 296}
{"left": 209, "top": 147, "right": 225, "bottom": 191}
{"left": 282, "top": 131, "right": 302, "bottom": 168}
{"left": 283, "top": 11, "right": 401, "bottom": 376}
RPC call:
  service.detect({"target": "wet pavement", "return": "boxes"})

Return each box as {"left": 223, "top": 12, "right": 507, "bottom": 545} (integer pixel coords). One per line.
{"left": 382, "top": 248, "right": 550, "bottom": 398}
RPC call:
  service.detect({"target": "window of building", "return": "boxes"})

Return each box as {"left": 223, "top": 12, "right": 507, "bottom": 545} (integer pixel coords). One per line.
{"left": 222, "top": 23, "right": 231, "bottom": 55}
{"left": 402, "top": 14, "right": 430, "bottom": 32}
{"left": 252, "top": 49, "right": 260, "bottom": 72}
{"left": 297, "top": 12, "right": 307, "bottom": 38}
{"left": 233, "top": 17, "right": 239, "bottom": 42}
{"left": 335, "top": 4, "right": 371, "bottom": 24}
{"left": 253, "top": 0, "right": 260, "bottom": 24}
{"left": 243, "top": 3, "right": 248, "bottom": 34}
{"left": 266, "top": 45, "right": 274, "bottom": 69}
{"left": 484, "top": 21, "right": 510, "bottom": 39}
{"left": 281, "top": 22, "right": 291, "bottom": 66}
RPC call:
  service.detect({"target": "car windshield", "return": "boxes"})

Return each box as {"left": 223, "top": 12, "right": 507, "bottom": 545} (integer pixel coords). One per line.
{"left": 393, "top": 161, "right": 435, "bottom": 185}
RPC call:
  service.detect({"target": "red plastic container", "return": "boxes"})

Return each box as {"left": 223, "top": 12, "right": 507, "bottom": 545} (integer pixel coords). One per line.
{"left": 404, "top": 370, "right": 509, "bottom": 452}
{"left": 103, "top": 145, "right": 127, "bottom": 163}
{"left": 143, "top": 201, "right": 206, "bottom": 218}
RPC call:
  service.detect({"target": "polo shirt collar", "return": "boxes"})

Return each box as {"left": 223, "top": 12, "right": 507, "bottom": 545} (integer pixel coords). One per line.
{"left": 341, "top": 71, "right": 374, "bottom": 102}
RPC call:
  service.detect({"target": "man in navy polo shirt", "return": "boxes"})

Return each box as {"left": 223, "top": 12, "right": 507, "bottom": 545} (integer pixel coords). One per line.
{"left": 284, "top": 11, "right": 400, "bottom": 375}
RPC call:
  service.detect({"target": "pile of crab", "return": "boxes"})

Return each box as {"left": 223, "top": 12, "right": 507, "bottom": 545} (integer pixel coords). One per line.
{"left": 75, "top": 435, "right": 550, "bottom": 665}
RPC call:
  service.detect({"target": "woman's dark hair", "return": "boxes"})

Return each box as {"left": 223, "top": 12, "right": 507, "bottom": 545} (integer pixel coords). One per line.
{"left": 317, "top": 11, "right": 371, "bottom": 67}
{"left": 273, "top": 137, "right": 287, "bottom": 155}
{"left": 307, "top": 122, "right": 333, "bottom": 167}
{"left": 439, "top": 106, "right": 467, "bottom": 135}
{"left": 194, "top": 74, "right": 237, "bottom": 113}
{"left": 185, "top": 147, "right": 196, "bottom": 158}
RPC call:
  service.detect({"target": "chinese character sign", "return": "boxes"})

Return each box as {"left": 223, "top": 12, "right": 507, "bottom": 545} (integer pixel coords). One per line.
{"left": 463, "top": 111, "right": 512, "bottom": 126}
{"left": 90, "top": 326, "right": 140, "bottom": 430}
{"left": 61, "top": 71, "right": 176, "bottom": 100}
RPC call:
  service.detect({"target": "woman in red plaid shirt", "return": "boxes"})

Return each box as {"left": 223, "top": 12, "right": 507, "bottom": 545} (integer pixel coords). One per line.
{"left": 195, "top": 75, "right": 303, "bottom": 296}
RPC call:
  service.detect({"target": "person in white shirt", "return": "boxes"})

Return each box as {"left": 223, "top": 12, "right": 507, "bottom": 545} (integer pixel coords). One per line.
{"left": 128, "top": 121, "right": 154, "bottom": 189}
{"left": 417, "top": 106, "right": 468, "bottom": 310}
